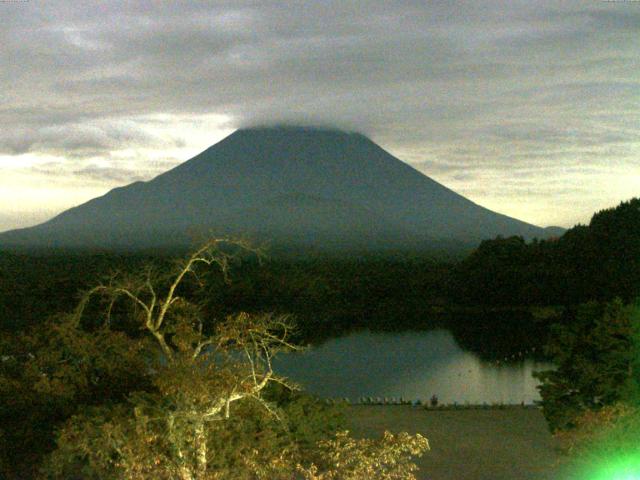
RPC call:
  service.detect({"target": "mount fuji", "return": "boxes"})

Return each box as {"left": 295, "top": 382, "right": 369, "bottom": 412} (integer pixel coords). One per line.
{"left": 0, "top": 126, "right": 557, "bottom": 251}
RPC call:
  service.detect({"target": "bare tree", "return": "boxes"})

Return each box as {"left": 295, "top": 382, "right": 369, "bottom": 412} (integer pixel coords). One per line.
{"left": 67, "top": 239, "right": 298, "bottom": 480}
{"left": 44, "top": 239, "right": 429, "bottom": 480}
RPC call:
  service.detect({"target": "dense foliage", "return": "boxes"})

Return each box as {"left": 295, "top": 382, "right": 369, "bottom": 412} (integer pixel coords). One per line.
{"left": 554, "top": 402, "right": 640, "bottom": 460}
{"left": 450, "top": 198, "right": 640, "bottom": 306}
{"left": 0, "top": 250, "right": 452, "bottom": 336}
{"left": 0, "top": 240, "right": 429, "bottom": 479}
{"left": 2, "top": 196, "right": 639, "bottom": 474}
{"left": 0, "top": 249, "right": 555, "bottom": 361}
{"left": 2, "top": 198, "right": 638, "bottom": 360}
{"left": 0, "top": 314, "right": 152, "bottom": 478}
{"left": 544, "top": 401, "right": 640, "bottom": 479}
{"left": 534, "top": 300, "right": 640, "bottom": 432}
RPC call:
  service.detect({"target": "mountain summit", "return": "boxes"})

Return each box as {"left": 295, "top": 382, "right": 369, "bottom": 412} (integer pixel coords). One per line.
{"left": 0, "top": 126, "right": 551, "bottom": 250}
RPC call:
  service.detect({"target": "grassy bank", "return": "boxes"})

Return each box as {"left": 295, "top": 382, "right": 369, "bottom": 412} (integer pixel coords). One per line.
{"left": 346, "top": 405, "right": 562, "bottom": 480}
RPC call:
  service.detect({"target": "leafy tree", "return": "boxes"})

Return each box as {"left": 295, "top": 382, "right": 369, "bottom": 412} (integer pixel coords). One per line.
{"left": 554, "top": 402, "right": 640, "bottom": 457}
{"left": 554, "top": 403, "right": 640, "bottom": 478}
{"left": 448, "top": 197, "right": 640, "bottom": 307}
{"left": 23, "top": 239, "right": 430, "bottom": 479}
{"left": 534, "top": 299, "right": 640, "bottom": 432}
{"left": 39, "top": 240, "right": 298, "bottom": 480}
{"left": 297, "top": 430, "right": 429, "bottom": 480}
{"left": 0, "top": 311, "right": 149, "bottom": 478}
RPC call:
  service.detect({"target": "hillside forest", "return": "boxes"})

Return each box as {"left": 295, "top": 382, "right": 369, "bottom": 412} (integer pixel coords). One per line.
{"left": 0, "top": 197, "right": 639, "bottom": 478}
{"left": 2, "top": 198, "right": 639, "bottom": 357}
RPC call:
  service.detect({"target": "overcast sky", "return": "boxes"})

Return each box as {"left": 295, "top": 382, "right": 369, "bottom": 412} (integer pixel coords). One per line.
{"left": 1, "top": 0, "right": 638, "bottom": 232}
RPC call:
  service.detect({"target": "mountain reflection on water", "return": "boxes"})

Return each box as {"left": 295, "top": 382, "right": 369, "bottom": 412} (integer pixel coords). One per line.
{"left": 274, "top": 329, "right": 552, "bottom": 404}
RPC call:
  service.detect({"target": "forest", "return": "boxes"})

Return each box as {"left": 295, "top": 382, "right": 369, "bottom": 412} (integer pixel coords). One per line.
{"left": 0, "top": 197, "right": 639, "bottom": 478}
{"left": 2, "top": 198, "right": 639, "bottom": 356}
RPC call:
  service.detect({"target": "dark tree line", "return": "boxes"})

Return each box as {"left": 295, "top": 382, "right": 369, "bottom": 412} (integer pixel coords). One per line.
{"left": 449, "top": 198, "right": 640, "bottom": 306}
{"left": 0, "top": 251, "right": 451, "bottom": 337}
{"left": 1, "top": 198, "right": 638, "bottom": 355}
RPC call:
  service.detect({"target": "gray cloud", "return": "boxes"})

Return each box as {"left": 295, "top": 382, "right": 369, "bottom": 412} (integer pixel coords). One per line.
{"left": 30, "top": 156, "right": 182, "bottom": 185}
{"left": 0, "top": 0, "right": 638, "bottom": 227}
{"left": 71, "top": 165, "right": 148, "bottom": 183}
{"left": 0, "top": 120, "right": 183, "bottom": 157}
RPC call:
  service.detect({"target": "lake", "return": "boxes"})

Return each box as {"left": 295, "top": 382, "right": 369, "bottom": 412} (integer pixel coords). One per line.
{"left": 274, "top": 329, "right": 553, "bottom": 404}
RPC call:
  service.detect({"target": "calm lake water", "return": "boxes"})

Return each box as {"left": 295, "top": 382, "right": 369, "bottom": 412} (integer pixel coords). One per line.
{"left": 274, "top": 329, "right": 553, "bottom": 404}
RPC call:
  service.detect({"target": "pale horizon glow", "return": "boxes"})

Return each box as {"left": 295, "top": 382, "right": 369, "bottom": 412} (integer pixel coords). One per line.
{"left": 1, "top": 1, "right": 638, "bottom": 233}
{"left": 0, "top": 114, "right": 234, "bottom": 232}
{"left": 1, "top": 123, "right": 637, "bottom": 233}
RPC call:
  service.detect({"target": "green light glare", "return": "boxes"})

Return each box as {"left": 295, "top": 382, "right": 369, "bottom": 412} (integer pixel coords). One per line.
{"left": 572, "top": 453, "right": 640, "bottom": 480}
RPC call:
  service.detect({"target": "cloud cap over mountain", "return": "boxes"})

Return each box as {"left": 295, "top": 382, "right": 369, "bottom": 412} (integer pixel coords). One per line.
{"left": 1, "top": 1, "right": 638, "bottom": 231}
{"left": 0, "top": 127, "right": 554, "bottom": 251}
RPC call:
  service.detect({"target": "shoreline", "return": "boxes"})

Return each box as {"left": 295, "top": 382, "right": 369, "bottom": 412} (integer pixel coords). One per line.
{"left": 326, "top": 398, "right": 543, "bottom": 410}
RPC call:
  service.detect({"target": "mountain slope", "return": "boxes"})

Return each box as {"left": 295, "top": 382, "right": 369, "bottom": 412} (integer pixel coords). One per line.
{"left": 0, "top": 126, "right": 552, "bottom": 250}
